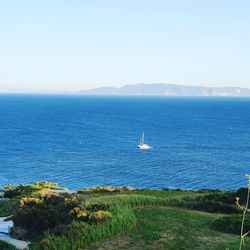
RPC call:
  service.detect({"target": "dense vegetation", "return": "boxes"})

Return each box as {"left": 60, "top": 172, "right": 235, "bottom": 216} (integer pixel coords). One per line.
{"left": 3, "top": 182, "right": 63, "bottom": 199}
{"left": 167, "top": 188, "right": 248, "bottom": 214}
{"left": 0, "top": 182, "right": 249, "bottom": 249}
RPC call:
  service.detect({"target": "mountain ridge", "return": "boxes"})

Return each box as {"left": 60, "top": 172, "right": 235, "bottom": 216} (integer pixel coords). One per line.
{"left": 79, "top": 83, "right": 250, "bottom": 96}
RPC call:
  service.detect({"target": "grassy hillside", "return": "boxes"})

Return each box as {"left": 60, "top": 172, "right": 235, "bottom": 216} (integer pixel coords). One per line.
{"left": 0, "top": 183, "right": 249, "bottom": 250}
{"left": 90, "top": 208, "right": 241, "bottom": 250}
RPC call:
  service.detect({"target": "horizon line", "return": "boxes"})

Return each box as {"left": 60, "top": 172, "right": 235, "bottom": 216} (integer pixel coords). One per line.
{"left": 1, "top": 82, "right": 250, "bottom": 94}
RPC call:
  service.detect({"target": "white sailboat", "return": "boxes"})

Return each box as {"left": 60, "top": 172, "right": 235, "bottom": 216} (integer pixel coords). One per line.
{"left": 138, "top": 132, "right": 150, "bottom": 150}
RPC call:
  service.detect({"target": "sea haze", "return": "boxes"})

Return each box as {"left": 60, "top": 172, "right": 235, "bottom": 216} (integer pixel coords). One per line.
{"left": 0, "top": 95, "right": 250, "bottom": 190}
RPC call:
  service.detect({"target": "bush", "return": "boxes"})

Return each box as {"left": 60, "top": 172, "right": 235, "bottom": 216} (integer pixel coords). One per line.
{"left": 69, "top": 206, "right": 89, "bottom": 221}
{"left": 0, "top": 198, "right": 19, "bottom": 217}
{"left": 77, "top": 186, "right": 135, "bottom": 194}
{"left": 69, "top": 202, "right": 111, "bottom": 223}
{"left": 168, "top": 191, "right": 241, "bottom": 214}
{"left": 214, "top": 214, "right": 250, "bottom": 234}
{"left": 4, "top": 184, "right": 14, "bottom": 190}
{"left": 90, "top": 210, "right": 112, "bottom": 223}
{"left": 64, "top": 195, "right": 80, "bottom": 209}
{"left": 84, "top": 202, "right": 110, "bottom": 211}
{"left": 4, "top": 182, "right": 64, "bottom": 199}
{"left": 235, "top": 188, "right": 248, "bottom": 203}
{"left": 19, "top": 197, "right": 43, "bottom": 207}
{"left": 30, "top": 208, "right": 136, "bottom": 250}
{"left": 192, "top": 200, "right": 239, "bottom": 214}
{"left": 12, "top": 194, "right": 72, "bottom": 239}
{"left": 34, "top": 182, "right": 61, "bottom": 190}
{"left": 12, "top": 192, "right": 113, "bottom": 240}
{"left": 4, "top": 184, "right": 41, "bottom": 198}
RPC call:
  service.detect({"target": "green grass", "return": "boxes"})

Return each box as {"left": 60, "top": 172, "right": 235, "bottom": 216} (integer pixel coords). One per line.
{"left": 90, "top": 207, "right": 248, "bottom": 250}
{"left": 79, "top": 190, "right": 204, "bottom": 209}
{"left": 0, "top": 240, "right": 18, "bottom": 250}
{"left": 29, "top": 191, "right": 196, "bottom": 249}
{"left": 1, "top": 185, "right": 249, "bottom": 250}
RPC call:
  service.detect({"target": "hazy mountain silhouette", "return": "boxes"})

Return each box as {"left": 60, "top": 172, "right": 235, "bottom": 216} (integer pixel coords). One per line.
{"left": 79, "top": 83, "right": 250, "bottom": 96}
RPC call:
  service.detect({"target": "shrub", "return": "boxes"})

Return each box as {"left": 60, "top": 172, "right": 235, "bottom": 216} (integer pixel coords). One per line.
{"left": 90, "top": 210, "right": 112, "bottom": 223}
{"left": 214, "top": 214, "right": 250, "bottom": 234}
{"left": 4, "top": 184, "right": 14, "bottom": 190}
{"left": 168, "top": 191, "right": 241, "bottom": 214}
{"left": 84, "top": 202, "right": 110, "bottom": 211}
{"left": 19, "top": 197, "right": 43, "bottom": 207}
{"left": 32, "top": 189, "right": 53, "bottom": 197}
{"left": 69, "top": 206, "right": 89, "bottom": 221}
{"left": 12, "top": 192, "right": 113, "bottom": 240}
{"left": 69, "top": 202, "right": 111, "bottom": 224}
{"left": 12, "top": 194, "right": 72, "bottom": 239}
{"left": 34, "top": 182, "right": 61, "bottom": 190}
{"left": 64, "top": 195, "right": 80, "bottom": 209}
{"left": 77, "top": 186, "right": 135, "bottom": 194}
{"left": 192, "top": 199, "right": 239, "bottom": 214}
{"left": 4, "top": 184, "right": 41, "bottom": 198}
{"left": 0, "top": 198, "right": 19, "bottom": 217}
{"left": 4, "top": 182, "right": 64, "bottom": 199}
{"left": 235, "top": 188, "right": 248, "bottom": 203}
{"left": 30, "top": 208, "right": 136, "bottom": 250}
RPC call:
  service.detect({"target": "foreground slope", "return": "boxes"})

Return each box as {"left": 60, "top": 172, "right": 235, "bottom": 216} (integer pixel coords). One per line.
{"left": 0, "top": 183, "right": 249, "bottom": 250}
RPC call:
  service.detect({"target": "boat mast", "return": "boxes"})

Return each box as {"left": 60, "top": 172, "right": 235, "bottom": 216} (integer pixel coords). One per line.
{"left": 141, "top": 132, "right": 144, "bottom": 144}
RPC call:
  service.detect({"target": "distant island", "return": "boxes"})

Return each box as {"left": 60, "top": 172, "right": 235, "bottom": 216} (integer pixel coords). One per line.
{"left": 79, "top": 83, "right": 250, "bottom": 96}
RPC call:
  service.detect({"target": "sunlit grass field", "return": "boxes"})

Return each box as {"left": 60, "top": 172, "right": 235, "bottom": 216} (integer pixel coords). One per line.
{"left": 0, "top": 183, "right": 249, "bottom": 250}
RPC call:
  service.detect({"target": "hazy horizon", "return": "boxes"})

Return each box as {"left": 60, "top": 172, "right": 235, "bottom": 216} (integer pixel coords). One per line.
{"left": 2, "top": 82, "right": 250, "bottom": 95}
{"left": 0, "top": 1, "right": 250, "bottom": 92}
{"left": 2, "top": 82, "right": 250, "bottom": 94}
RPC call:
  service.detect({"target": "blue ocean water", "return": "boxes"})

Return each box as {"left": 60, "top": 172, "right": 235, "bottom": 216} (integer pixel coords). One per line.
{"left": 1, "top": 95, "right": 250, "bottom": 190}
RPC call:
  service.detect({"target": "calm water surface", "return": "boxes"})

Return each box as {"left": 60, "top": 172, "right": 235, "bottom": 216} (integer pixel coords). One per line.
{"left": 1, "top": 95, "right": 250, "bottom": 190}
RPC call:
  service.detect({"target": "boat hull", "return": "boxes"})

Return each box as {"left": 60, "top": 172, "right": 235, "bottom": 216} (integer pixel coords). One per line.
{"left": 138, "top": 144, "right": 150, "bottom": 150}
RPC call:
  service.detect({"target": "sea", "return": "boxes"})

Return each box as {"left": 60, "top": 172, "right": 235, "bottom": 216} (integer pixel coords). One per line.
{"left": 1, "top": 95, "right": 250, "bottom": 190}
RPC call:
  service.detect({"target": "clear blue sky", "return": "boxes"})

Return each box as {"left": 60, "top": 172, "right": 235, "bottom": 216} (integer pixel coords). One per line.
{"left": 0, "top": 0, "right": 249, "bottom": 92}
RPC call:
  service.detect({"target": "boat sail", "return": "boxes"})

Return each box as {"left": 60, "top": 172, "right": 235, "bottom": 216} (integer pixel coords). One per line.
{"left": 138, "top": 132, "right": 150, "bottom": 150}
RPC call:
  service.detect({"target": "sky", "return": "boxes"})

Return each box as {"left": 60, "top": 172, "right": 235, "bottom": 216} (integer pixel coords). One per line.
{"left": 0, "top": 0, "right": 250, "bottom": 92}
